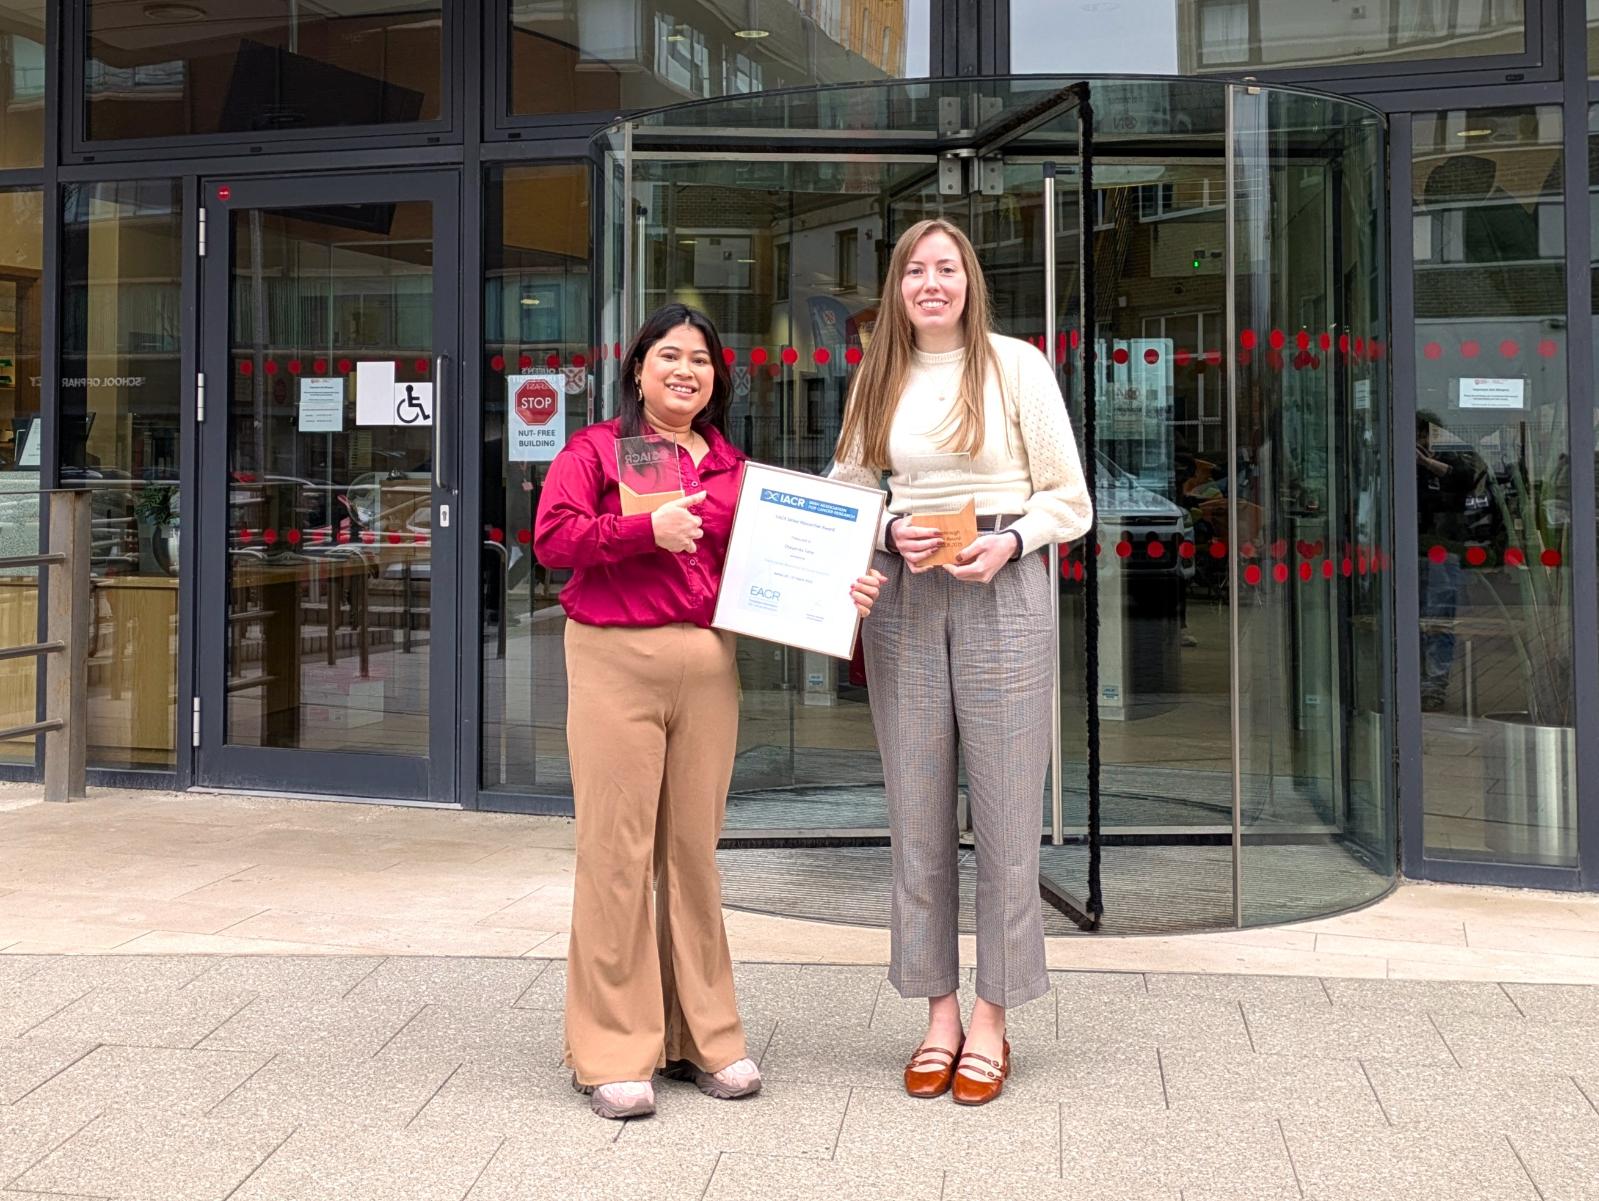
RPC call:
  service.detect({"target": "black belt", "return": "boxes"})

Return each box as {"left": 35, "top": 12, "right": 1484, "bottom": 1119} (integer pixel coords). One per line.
{"left": 975, "top": 513, "right": 1024, "bottom": 532}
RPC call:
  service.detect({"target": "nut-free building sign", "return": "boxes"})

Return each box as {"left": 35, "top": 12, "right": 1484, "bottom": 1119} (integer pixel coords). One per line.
{"left": 508, "top": 373, "right": 565, "bottom": 462}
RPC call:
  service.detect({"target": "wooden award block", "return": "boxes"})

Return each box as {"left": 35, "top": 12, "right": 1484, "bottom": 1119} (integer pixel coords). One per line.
{"left": 915, "top": 498, "right": 978, "bottom": 568}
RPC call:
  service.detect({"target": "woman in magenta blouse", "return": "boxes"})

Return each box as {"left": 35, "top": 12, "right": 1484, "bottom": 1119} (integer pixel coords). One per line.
{"left": 535, "top": 304, "right": 882, "bottom": 1120}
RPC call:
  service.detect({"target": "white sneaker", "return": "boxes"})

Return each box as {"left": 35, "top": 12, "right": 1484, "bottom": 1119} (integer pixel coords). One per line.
{"left": 666, "top": 1056, "right": 762, "bottom": 1099}
{"left": 573, "top": 1075, "right": 656, "bottom": 1120}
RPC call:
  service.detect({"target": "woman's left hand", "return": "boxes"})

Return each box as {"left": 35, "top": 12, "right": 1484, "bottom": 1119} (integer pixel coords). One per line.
{"left": 851, "top": 569, "right": 887, "bottom": 618}
{"left": 945, "top": 534, "right": 1017, "bottom": 584}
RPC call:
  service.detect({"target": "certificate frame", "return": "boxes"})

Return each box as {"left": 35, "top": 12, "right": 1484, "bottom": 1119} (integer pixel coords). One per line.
{"left": 713, "top": 462, "right": 886, "bottom": 660}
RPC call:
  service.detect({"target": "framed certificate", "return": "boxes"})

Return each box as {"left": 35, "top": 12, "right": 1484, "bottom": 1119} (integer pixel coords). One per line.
{"left": 713, "top": 462, "right": 886, "bottom": 660}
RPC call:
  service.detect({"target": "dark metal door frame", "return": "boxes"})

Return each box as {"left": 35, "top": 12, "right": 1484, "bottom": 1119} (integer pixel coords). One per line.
{"left": 193, "top": 170, "right": 463, "bottom": 802}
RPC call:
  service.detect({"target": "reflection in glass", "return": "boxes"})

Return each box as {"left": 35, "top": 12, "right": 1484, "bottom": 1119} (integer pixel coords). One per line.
{"left": 1413, "top": 107, "right": 1575, "bottom": 867}
{"left": 0, "top": 189, "right": 43, "bottom": 763}
{"left": 61, "top": 181, "right": 184, "bottom": 769}
{"left": 223, "top": 203, "right": 437, "bottom": 753}
{"left": 481, "top": 165, "right": 592, "bottom": 793}
{"left": 0, "top": 2, "right": 44, "bottom": 168}
{"left": 85, "top": 0, "right": 443, "bottom": 142}
{"left": 1013, "top": 0, "right": 1525, "bottom": 75}
{"left": 510, "top": 0, "right": 930, "bottom": 117}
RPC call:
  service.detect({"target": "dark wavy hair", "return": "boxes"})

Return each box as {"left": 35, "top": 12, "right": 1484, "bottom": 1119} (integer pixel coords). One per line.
{"left": 616, "top": 304, "right": 731, "bottom": 439}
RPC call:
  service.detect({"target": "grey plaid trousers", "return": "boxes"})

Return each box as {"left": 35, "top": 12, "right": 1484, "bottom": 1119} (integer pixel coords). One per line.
{"left": 862, "top": 549, "right": 1053, "bottom": 1009}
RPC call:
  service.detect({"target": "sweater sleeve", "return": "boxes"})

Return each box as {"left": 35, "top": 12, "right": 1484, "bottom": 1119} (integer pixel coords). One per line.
{"left": 828, "top": 430, "right": 896, "bottom": 553}
{"left": 533, "top": 433, "right": 659, "bottom": 568}
{"left": 1005, "top": 341, "right": 1095, "bottom": 556}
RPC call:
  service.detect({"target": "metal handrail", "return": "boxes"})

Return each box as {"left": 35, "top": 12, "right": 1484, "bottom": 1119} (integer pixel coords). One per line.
{"left": 0, "top": 491, "right": 92, "bottom": 801}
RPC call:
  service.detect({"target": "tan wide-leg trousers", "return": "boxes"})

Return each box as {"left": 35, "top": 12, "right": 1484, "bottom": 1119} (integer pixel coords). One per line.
{"left": 562, "top": 619, "right": 747, "bottom": 1087}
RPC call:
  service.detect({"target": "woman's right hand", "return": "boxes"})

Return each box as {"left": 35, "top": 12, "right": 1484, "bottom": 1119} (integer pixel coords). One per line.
{"left": 651, "top": 491, "right": 707, "bottom": 553}
{"left": 892, "top": 518, "right": 945, "bottom": 572}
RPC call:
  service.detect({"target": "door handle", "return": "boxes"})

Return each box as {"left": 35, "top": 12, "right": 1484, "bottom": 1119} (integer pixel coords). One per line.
{"left": 434, "top": 353, "right": 451, "bottom": 491}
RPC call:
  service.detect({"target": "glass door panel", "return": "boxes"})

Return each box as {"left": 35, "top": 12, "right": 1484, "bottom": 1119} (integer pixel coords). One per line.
{"left": 197, "top": 174, "right": 459, "bottom": 800}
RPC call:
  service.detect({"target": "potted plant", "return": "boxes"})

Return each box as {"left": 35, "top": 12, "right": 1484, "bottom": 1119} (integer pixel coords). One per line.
{"left": 135, "top": 483, "right": 179, "bottom": 576}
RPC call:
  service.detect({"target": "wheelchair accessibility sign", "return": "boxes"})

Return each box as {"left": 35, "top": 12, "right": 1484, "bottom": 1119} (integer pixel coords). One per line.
{"left": 393, "top": 383, "right": 433, "bottom": 425}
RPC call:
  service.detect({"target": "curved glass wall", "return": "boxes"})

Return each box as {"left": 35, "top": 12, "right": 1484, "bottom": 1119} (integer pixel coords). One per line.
{"left": 581, "top": 76, "right": 1392, "bottom": 932}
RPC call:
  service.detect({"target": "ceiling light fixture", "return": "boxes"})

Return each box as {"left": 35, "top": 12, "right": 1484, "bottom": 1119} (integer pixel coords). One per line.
{"left": 143, "top": 3, "right": 207, "bottom": 21}
{"left": 733, "top": 28, "right": 770, "bottom": 38}
{"left": 1457, "top": 127, "right": 1493, "bottom": 138}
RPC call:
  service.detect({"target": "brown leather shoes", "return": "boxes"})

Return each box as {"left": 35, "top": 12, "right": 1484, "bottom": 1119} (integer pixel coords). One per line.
{"left": 903, "top": 1042, "right": 962, "bottom": 1098}
{"left": 950, "top": 1039, "right": 1010, "bottom": 1106}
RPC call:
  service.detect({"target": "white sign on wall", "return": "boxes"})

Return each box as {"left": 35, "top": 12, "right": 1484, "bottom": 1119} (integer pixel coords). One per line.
{"left": 297, "top": 378, "right": 344, "bottom": 432}
{"left": 1459, "top": 377, "right": 1526, "bottom": 410}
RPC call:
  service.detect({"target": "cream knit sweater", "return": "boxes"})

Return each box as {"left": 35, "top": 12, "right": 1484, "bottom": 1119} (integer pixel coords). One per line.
{"left": 831, "top": 333, "right": 1094, "bottom": 556}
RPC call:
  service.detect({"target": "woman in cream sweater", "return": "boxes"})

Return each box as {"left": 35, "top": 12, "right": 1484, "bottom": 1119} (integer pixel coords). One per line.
{"left": 832, "top": 218, "right": 1092, "bottom": 1106}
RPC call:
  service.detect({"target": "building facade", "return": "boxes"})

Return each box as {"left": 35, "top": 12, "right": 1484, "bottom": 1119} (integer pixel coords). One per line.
{"left": 0, "top": 1, "right": 1595, "bottom": 924}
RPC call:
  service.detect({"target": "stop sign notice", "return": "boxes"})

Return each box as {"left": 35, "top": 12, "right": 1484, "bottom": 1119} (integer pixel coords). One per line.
{"left": 508, "top": 372, "right": 565, "bottom": 462}
{"left": 514, "top": 377, "right": 560, "bottom": 426}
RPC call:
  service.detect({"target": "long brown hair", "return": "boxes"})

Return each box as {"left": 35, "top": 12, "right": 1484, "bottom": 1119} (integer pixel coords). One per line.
{"left": 835, "top": 218, "right": 1005, "bottom": 471}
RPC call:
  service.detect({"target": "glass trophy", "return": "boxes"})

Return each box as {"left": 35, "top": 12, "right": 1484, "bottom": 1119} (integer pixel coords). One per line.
{"left": 616, "top": 434, "right": 685, "bottom": 515}
{"left": 902, "top": 451, "right": 977, "bottom": 567}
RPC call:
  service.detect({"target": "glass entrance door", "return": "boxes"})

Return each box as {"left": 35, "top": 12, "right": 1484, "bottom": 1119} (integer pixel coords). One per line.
{"left": 195, "top": 173, "right": 460, "bottom": 800}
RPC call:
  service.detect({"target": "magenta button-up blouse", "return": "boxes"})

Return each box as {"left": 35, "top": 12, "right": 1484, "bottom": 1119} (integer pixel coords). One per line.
{"left": 533, "top": 418, "right": 746, "bottom": 629}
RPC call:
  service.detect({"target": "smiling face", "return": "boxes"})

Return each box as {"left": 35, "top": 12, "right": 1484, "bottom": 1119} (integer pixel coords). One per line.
{"left": 899, "top": 230, "right": 969, "bottom": 351}
{"left": 636, "top": 322, "right": 715, "bottom": 432}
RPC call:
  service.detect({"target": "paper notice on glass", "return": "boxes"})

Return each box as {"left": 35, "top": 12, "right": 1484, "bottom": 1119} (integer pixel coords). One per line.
{"left": 713, "top": 462, "right": 885, "bottom": 660}
{"left": 901, "top": 451, "right": 977, "bottom": 566}
{"left": 355, "top": 361, "right": 396, "bottom": 426}
{"left": 298, "top": 378, "right": 344, "bottom": 432}
{"left": 1459, "top": 377, "right": 1525, "bottom": 410}
{"left": 616, "top": 434, "right": 685, "bottom": 515}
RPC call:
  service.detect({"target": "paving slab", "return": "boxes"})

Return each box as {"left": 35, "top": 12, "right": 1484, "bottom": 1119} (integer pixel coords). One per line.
{"left": 181, "top": 954, "right": 386, "bottom": 1000}
{"left": 1158, "top": 1047, "right": 1386, "bottom": 1124}
{"left": 342, "top": 955, "right": 548, "bottom": 1010}
{"left": 228, "top": 1127, "right": 504, "bottom": 1201}
{"left": 1506, "top": 1118, "right": 1599, "bottom": 1201}
{"left": 0, "top": 980, "right": 94, "bottom": 1039}
{"left": 1363, "top": 1061, "right": 1598, "bottom": 1132}
{"left": 1501, "top": 982, "right": 1599, "bottom": 1023}
{"left": 1241, "top": 1003, "right": 1456, "bottom": 1065}
{"left": 11, "top": 1113, "right": 291, "bottom": 1201}
{"left": 206, "top": 1049, "right": 459, "bottom": 1129}
{"left": 510, "top": 958, "right": 563, "bottom": 1010}
{"left": 12, "top": 1044, "right": 268, "bottom": 1120}
{"left": 0, "top": 1108, "right": 99, "bottom": 1189}
{"left": 1281, "top": 1119, "right": 1540, "bottom": 1200}
{"left": 0, "top": 1038, "right": 97, "bottom": 1105}
{"left": 1431, "top": 1011, "right": 1599, "bottom": 1075}
{"left": 1141, "top": 971, "right": 1331, "bottom": 1008}
{"left": 1053, "top": 1109, "right": 1300, "bottom": 1200}
{"left": 373, "top": 1002, "right": 565, "bottom": 1063}
{"left": 705, "top": 1150, "right": 942, "bottom": 1200}
{"left": 1321, "top": 977, "right": 1521, "bottom": 1017}
{"left": 464, "top": 1140, "right": 715, "bottom": 1201}
{"left": 833, "top": 1086, "right": 1060, "bottom": 1175}
{"left": 22, "top": 986, "right": 254, "bottom": 1050}
{"left": 406, "top": 1055, "right": 621, "bottom": 1142}
{"left": 620, "top": 1080, "right": 852, "bottom": 1160}
{"left": 198, "top": 996, "right": 424, "bottom": 1059}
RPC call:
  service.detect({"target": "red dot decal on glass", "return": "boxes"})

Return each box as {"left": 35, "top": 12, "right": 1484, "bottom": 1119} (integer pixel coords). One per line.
{"left": 1271, "top": 539, "right": 1288, "bottom": 559}
{"left": 1112, "top": 348, "right": 1130, "bottom": 365}
{"left": 1115, "top": 541, "right": 1132, "bottom": 558}
{"left": 1244, "top": 565, "right": 1263, "bottom": 586}
{"left": 1094, "top": 543, "right": 1102, "bottom": 556}
{"left": 768, "top": 364, "right": 782, "bottom": 379}
{"left": 286, "top": 529, "right": 302, "bottom": 546}
{"left": 782, "top": 347, "right": 799, "bottom": 365}
{"left": 722, "top": 347, "right": 736, "bottom": 365}
{"left": 489, "top": 527, "right": 503, "bottom": 543}
{"left": 1144, "top": 348, "right": 1160, "bottom": 365}
{"left": 361, "top": 531, "right": 375, "bottom": 544}
{"left": 264, "top": 360, "right": 278, "bottom": 375}
{"left": 288, "top": 360, "right": 302, "bottom": 375}
{"left": 1338, "top": 334, "right": 1350, "bottom": 355}
{"left": 1322, "top": 560, "right": 1334, "bottom": 580}
{"left": 614, "top": 343, "right": 622, "bottom": 359}
{"left": 1237, "top": 350, "right": 1252, "bottom": 367}
{"left": 1499, "top": 340, "right": 1520, "bottom": 359}
{"left": 1240, "top": 329, "right": 1257, "bottom": 350}
{"left": 313, "top": 358, "right": 327, "bottom": 374}
{"left": 1273, "top": 563, "right": 1290, "bottom": 584}
{"left": 1461, "top": 339, "right": 1481, "bottom": 359}
{"left": 1070, "top": 329, "right": 1081, "bottom": 350}
{"left": 751, "top": 348, "right": 768, "bottom": 366}
{"left": 1175, "top": 348, "right": 1192, "bottom": 367}
{"left": 1318, "top": 333, "right": 1332, "bottom": 351}
{"left": 1299, "top": 562, "right": 1313, "bottom": 583}
{"left": 1209, "top": 541, "right": 1227, "bottom": 560}
{"left": 1267, "top": 350, "right": 1284, "bottom": 372}
{"left": 845, "top": 346, "right": 863, "bottom": 365}
{"left": 1293, "top": 351, "right": 1310, "bottom": 370}
{"left": 217, "top": 186, "right": 231, "bottom": 201}
{"left": 239, "top": 360, "right": 253, "bottom": 376}
{"left": 1538, "top": 339, "right": 1559, "bottom": 358}
{"left": 1268, "top": 329, "right": 1285, "bottom": 350}
{"left": 1465, "top": 546, "right": 1487, "bottom": 566}
{"left": 519, "top": 355, "right": 533, "bottom": 370}
{"left": 1541, "top": 548, "right": 1562, "bottom": 568}
{"left": 546, "top": 354, "right": 561, "bottom": 369}
{"left": 310, "top": 530, "right": 326, "bottom": 545}
{"left": 1341, "top": 557, "right": 1353, "bottom": 577}
{"left": 490, "top": 355, "right": 505, "bottom": 372}
{"left": 1205, "top": 350, "right": 1222, "bottom": 367}
{"left": 516, "top": 529, "right": 532, "bottom": 545}
{"left": 1179, "top": 541, "right": 1195, "bottom": 559}
{"left": 1355, "top": 337, "right": 1366, "bottom": 357}
{"left": 239, "top": 527, "right": 253, "bottom": 544}
{"left": 573, "top": 354, "right": 587, "bottom": 369}
{"left": 1147, "top": 540, "right": 1165, "bottom": 558}
{"left": 338, "top": 359, "right": 353, "bottom": 374}
{"left": 387, "top": 532, "right": 402, "bottom": 545}
{"left": 1423, "top": 342, "right": 1443, "bottom": 361}
{"left": 1073, "top": 561, "right": 1085, "bottom": 581}
{"left": 814, "top": 347, "right": 830, "bottom": 364}
{"left": 1505, "top": 547, "right": 1525, "bottom": 566}
{"left": 1240, "top": 542, "right": 1256, "bottom": 559}
{"left": 335, "top": 529, "right": 349, "bottom": 544}
{"left": 262, "top": 528, "right": 278, "bottom": 546}
{"left": 1296, "top": 331, "right": 1312, "bottom": 351}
